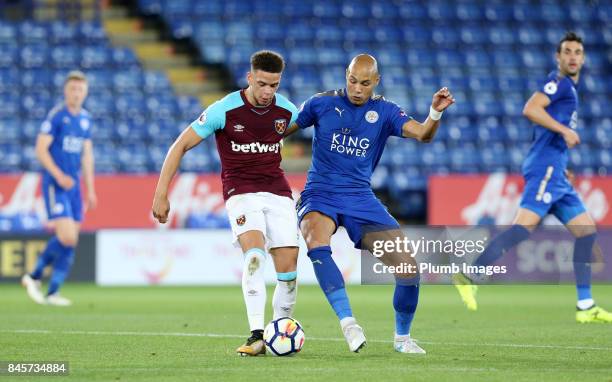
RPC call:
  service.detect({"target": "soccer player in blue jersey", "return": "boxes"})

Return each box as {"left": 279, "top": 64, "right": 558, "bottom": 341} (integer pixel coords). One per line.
{"left": 286, "top": 54, "right": 455, "bottom": 353}
{"left": 21, "top": 71, "right": 96, "bottom": 306}
{"left": 453, "top": 32, "right": 612, "bottom": 323}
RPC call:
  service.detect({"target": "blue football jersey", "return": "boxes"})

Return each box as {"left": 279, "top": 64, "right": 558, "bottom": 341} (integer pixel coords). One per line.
{"left": 523, "top": 71, "right": 579, "bottom": 174}
{"left": 296, "top": 89, "right": 410, "bottom": 192}
{"left": 39, "top": 103, "right": 92, "bottom": 180}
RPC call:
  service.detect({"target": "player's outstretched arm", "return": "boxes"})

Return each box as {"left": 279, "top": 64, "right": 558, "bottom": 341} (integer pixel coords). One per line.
{"left": 523, "top": 92, "right": 580, "bottom": 148}
{"left": 402, "top": 87, "right": 455, "bottom": 142}
{"left": 152, "top": 126, "right": 203, "bottom": 224}
{"left": 283, "top": 122, "right": 301, "bottom": 137}
{"left": 35, "top": 134, "right": 75, "bottom": 190}
{"left": 81, "top": 139, "right": 97, "bottom": 210}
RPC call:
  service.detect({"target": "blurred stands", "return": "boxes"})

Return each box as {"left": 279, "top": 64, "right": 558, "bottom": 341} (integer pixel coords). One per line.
{"left": 0, "top": 0, "right": 610, "bottom": 221}
{"left": 137, "top": 0, "right": 612, "bottom": 218}
{"left": 0, "top": 1, "right": 218, "bottom": 176}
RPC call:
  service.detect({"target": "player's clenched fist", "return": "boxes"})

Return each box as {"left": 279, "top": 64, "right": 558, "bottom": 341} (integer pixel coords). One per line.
{"left": 152, "top": 196, "right": 170, "bottom": 224}
{"left": 431, "top": 87, "right": 455, "bottom": 112}
{"left": 562, "top": 127, "right": 580, "bottom": 148}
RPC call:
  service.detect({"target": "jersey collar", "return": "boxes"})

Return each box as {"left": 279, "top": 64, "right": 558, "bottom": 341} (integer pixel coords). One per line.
{"left": 241, "top": 88, "right": 276, "bottom": 113}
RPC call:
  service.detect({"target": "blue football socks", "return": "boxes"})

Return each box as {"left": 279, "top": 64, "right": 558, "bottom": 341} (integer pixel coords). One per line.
{"left": 31, "top": 236, "right": 63, "bottom": 280}
{"left": 47, "top": 241, "right": 75, "bottom": 296}
{"left": 474, "top": 225, "right": 530, "bottom": 267}
{"left": 308, "top": 246, "right": 353, "bottom": 320}
{"left": 393, "top": 277, "right": 420, "bottom": 335}
{"left": 574, "top": 233, "right": 596, "bottom": 304}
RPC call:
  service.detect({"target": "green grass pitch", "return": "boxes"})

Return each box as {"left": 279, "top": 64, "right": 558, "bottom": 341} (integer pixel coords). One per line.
{"left": 2, "top": 283, "right": 612, "bottom": 381}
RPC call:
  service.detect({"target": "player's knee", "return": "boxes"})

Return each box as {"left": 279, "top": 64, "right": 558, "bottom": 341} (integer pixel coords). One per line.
{"left": 57, "top": 233, "right": 78, "bottom": 247}
{"left": 301, "top": 225, "right": 331, "bottom": 249}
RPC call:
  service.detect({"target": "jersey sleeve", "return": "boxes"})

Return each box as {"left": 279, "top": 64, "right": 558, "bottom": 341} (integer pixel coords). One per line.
{"left": 385, "top": 101, "right": 412, "bottom": 138}
{"left": 190, "top": 100, "right": 226, "bottom": 138}
{"left": 39, "top": 109, "right": 61, "bottom": 137}
{"left": 539, "top": 77, "right": 571, "bottom": 104}
{"left": 295, "top": 96, "right": 318, "bottom": 129}
{"left": 275, "top": 94, "right": 299, "bottom": 125}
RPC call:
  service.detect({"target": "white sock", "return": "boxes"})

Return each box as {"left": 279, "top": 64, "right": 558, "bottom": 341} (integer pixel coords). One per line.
{"left": 394, "top": 333, "right": 410, "bottom": 342}
{"left": 272, "top": 278, "right": 297, "bottom": 319}
{"left": 242, "top": 248, "right": 267, "bottom": 331}
{"left": 340, "top": 316, "right": 356, "bottom": 330}
{"left": 577, "top": 298, "right": 595, "bottom": 310}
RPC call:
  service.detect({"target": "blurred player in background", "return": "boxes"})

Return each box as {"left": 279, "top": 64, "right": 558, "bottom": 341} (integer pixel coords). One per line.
{"left": 286, "top": 54, "right": 454, "bottom": 353}
{"left": 152, "top": 51, "right": 300, "bottom": 356}
{"left": 21, "top": 70, "right": 96, "bottom": 306}
{"left": 454, "top": 32, "right": 612, "bottom": 323}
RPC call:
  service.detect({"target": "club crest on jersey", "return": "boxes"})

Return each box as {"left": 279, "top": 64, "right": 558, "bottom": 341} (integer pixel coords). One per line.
{"left": 365, "top": 111, "right": 379, "bottom": 123}
{"left": 197, "top": 111, "right": 207, "bottom": 125}
{"left": 274, "top": 119, "right": 287, "bottom": 134}
{"left": 80, "top": 118, "right": 90, "bottom": 131}
{"left": 236, "top": 215, "right": 246, "bottom": 226}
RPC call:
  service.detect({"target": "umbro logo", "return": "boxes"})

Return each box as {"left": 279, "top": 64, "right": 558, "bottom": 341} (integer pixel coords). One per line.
{"left": 335, "top": 107, "right": 344, "bottom": 117}
{"left": 234, "top": 124, "right": 244, "bottom": 132}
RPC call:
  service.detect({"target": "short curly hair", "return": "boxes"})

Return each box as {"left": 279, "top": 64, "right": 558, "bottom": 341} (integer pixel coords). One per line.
{"left": 250, "top": 50, "right": 285, "bottom": 73}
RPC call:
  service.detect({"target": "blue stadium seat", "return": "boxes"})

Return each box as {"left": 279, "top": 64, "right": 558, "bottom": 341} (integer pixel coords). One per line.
{"left": 401, "top": 25, "right": 431, "bottom": 47}
{"left": 513, "top": 3, "right": 542, "bottom": 22}
{"left": 78, "top": 22, "right": 107, "bottom": 44}
{"left": 341, "top": 1, "right": 370, "bottom": 20}
{"left": 113, "top": 47, "right": 140, "bottom": 68}
{"left": 460, "top": 25, "right": 488, "bottom": 44}
{"left": 0, "top": 22, "right": 17, "bottom": 44}
{"left": 19, "top": 21, "right": 48, "bottom": 44}
{"left": 0, "top": 118, "right": 20, "bottom": 144}
{"left": 113, "top": 70, "right": 145, "bottom": 92}
{"left": 0, "top": 144, "right": 21, "bottom": 171}
{"left": 21, "top": 69, "right": 52, "bottom": 91}
{"left": 0, "top": 45, "right": 17, "bottom": 69}
{"left": 21, "top": 118, "right": 41, "bottom": 141}
{"left": 457, "top": 3, "right": 485, "bottom": 21}
{"left": 177, "top": 95, "right": 202, "bottom": 120}
{"left": 49, "top": 21, "right": 78, "bottom": 44}
{"left": 20, "top": 45, "right": 49, "bottom": 69}
{"left": 51, "top": 45, "right": 80, "bottom": 69}
{"left": 488, "top": 26, "right": 517, "bottom": 46}
{"left": 427, "top": 2, "right": 457, "bottom": 21}
{"left": 81, "top": 46, "right": 111, "bottom": 69}
{"left": 194, "top": 22, "right": 224, "bottom": 43}
{"left": 484, "top": 3, "right": 513, "bottom": 22}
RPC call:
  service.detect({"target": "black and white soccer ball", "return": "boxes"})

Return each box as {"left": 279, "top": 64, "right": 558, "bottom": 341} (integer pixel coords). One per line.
{"left": 263, "top": 317, "right": 305, "bottom": 356}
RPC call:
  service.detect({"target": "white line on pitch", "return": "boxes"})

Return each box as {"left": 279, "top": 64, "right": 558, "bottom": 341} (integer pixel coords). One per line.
{"left": 3, "top": 329, "right": 611, "bottom": 352}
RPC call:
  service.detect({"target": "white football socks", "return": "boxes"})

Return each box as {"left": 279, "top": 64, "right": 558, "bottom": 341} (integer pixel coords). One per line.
{"left": 577, "top": 298, "right": 595, "bottom": 310}
{"left": 273, "top": 278, "right": 297, "bottom": 319}
{"left": 242, "top": 248, "right": 267, "bottom": 331}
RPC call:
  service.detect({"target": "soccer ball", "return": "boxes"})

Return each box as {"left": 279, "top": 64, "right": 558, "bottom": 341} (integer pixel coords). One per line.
{"left": 263, "top": 317, "right": 305, "bottom": 356}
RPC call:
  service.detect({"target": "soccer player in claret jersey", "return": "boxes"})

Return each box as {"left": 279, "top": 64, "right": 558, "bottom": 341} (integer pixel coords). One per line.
{"left": 286, "top": 54, "right": 455, "bottom": 353}
{"left": 21, "top": 70, "right": 97, "bottom": 306}
{"left": 152, "top": 51, "right": 301, "bottom": 356}
{"left": 453, "top": 32, "right": 612, "bottom": 323}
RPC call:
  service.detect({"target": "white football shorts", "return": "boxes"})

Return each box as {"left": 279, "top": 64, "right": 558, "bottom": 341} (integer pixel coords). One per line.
{"left": 225, "top": 192, "right": 299, "bottom": 249}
